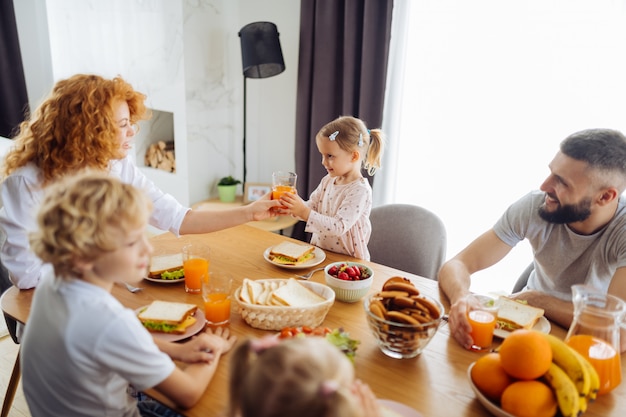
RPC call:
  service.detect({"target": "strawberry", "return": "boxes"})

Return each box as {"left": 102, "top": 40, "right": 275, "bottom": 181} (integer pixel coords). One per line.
{"left": 338, "top": 271, "right": 350, "bottom": 281}
{"left": 328, "top": 265, "right": 338, "bottom": 275}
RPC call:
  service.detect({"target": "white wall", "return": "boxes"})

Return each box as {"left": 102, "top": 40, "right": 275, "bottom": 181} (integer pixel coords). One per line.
{"left": 13, "top": 0, "right": 300, "bottom": 206}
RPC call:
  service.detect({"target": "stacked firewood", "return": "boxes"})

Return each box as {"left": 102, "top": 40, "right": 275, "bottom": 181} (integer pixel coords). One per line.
{"left": 145, "top": 141, "right": 176, "bottom": 173}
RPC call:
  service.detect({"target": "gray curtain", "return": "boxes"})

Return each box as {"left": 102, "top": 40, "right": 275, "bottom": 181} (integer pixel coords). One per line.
{"left": 0, "top": 0, "right": 29, "bottom": 138}
{"left": 292, "top": 0, "right": 394, "bottom": 241}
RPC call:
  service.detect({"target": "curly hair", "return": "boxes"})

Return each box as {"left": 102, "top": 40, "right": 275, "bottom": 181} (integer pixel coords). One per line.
{"left": 2, "top": 74, "right": 150, "bottom": 185}
{"left": 29, "top": 171, "right": 152, "bottom": 279}
{"left": 228, "top": 337, "right": 361, "bottom": 417}
{"left": 316, "top": 115, "right": 386, "bottom": 176}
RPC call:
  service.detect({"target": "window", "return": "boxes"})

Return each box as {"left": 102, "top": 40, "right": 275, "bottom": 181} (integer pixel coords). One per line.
{"left": 381, "top": 0, "right": 626, "bottom": 292}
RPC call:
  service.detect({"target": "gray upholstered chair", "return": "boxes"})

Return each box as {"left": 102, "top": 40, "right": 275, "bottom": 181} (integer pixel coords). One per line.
{"left": 369, "top": 204, "right": 447, "bottom": 280}
{"left": 512, "top": 262, "right": 534, "bottom": 293}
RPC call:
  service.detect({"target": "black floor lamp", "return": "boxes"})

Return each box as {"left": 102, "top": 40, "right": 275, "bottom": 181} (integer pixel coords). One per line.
{"left": 238, "top": 22, "right": 286, "bottom": 185}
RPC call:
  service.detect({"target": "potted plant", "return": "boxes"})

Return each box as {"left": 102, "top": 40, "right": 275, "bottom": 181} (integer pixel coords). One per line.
{"left": 217, "top": 176, "right": 241, "bottom": 202}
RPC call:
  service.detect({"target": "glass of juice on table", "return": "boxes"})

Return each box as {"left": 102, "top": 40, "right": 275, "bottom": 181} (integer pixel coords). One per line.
{"left": 467, "top": 294, "right": 500, "bottom": 351}
{"left": 202, "top": 271, "right": 233, "bottom": 325}
{"left": 182, "top": 243, "right": 210, "bottom": 294}
{"left": 272, "top": 171, "right": 297, "bottom": 208}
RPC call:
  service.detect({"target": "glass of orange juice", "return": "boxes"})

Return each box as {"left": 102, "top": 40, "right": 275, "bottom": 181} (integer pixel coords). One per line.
{"left": 182, "top": 243, "right": 210, "bottom": 294}
{"left": 271, "top": 171, "right": 297, "bottom": 208}
{"left": 202, "top": 271, "right": 233, "bottom": 325}
{"left": 467, "top": 294, "right": 500, "bottom": 351}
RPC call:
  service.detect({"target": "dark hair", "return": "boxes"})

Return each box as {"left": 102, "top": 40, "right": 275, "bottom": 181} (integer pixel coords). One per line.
{"left": 561, "top": 129, "right": 626, "bottom": 174}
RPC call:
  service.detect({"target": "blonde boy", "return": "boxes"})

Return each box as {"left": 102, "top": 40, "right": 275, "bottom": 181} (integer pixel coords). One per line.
{"left": 21, "top": 172, "right": 236, "bottom": 417}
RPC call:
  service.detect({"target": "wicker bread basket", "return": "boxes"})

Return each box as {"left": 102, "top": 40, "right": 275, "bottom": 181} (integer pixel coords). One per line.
{"left": 234, "top": 279, "right": 335, "bottom": 330}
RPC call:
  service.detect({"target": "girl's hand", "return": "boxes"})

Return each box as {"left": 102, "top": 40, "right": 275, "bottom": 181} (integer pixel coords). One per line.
{"left": 280, "top": 192, "right": 310, "bottom": 221}
{"left": 352, "top": 379, "right": 382, "bottom": 417}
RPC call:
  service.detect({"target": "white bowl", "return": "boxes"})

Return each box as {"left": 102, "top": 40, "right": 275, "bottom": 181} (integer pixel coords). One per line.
{"left": 324, "top": 262, "right": 374, "bottom": 303}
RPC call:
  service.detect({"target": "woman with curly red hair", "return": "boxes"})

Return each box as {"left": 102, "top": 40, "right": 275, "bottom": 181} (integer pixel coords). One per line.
{"left": 0, "top": 74, "right": 280, "bottom": 289}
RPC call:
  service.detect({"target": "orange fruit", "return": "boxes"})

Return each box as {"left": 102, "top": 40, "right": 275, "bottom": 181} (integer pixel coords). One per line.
{"left": 470, "top": 353, "right": 515, "bottom": 402}
{"left": 501, "top": 380, "right": 557, "bottom": 417}
{"left": 499, "top": 329, "right": 552, "bottom": 380}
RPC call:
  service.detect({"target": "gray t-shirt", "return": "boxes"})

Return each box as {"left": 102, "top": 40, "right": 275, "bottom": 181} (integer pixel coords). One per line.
{"left": 494, "top": 190, "right": 626, "bottom": 300}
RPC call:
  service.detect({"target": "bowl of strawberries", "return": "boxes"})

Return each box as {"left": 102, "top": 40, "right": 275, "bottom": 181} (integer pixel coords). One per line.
{"left": 324, "top": 261, "right": 374, "bottom": 303}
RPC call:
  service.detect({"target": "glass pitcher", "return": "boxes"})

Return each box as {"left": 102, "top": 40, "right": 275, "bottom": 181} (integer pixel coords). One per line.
{"left": 565, "top": 284, "right": 626, "bottom": 395}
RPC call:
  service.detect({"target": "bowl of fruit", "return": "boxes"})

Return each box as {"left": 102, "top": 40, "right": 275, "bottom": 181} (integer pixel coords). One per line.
{"left": 324, "top": 261, "right": 373, "bottom": 303}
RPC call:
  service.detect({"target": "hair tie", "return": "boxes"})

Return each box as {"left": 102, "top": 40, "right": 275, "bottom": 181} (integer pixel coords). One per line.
{"left": 367, "top": 129, "right": 371, "bottom": 134}
{"left": 249, "top": 336, "right": 281, "bottom": 353}
{"left": 319, "top": 380, "right": 339, "bottom": 398}
{"left": 329, "top": 131, "right": 339, "bottom": 141}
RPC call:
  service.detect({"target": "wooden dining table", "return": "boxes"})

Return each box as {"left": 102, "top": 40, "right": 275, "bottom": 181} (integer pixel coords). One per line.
{"left": 2, "top": 224, "right": 624, "bottom": 417}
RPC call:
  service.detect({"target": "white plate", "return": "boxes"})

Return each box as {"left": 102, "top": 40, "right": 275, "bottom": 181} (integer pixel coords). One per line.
{"left": 263, "top": 245, "right": 326, "bottom": 269}
{"left": 493, "top": 316, "right": 551, "bottom": 339}
{"left": 467, "top": 362, "right": 515, "bottom": 417}
{"left": 378, "top": 399, "right": 423, "bottom": 417}
{"left": 135, "top": 306, "right": 205, "bottom": 342}
{"left": 143, "top": 276, "right": 185, "bottom": 284}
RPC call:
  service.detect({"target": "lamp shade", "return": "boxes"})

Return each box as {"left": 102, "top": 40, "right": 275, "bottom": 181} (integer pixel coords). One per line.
{"left": 239, "top": 22, "right": 285, "bottom": 79}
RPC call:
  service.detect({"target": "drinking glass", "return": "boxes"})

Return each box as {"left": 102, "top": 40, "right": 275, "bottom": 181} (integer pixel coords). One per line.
{"left": 182, "top": 243, "right": 210, "bottom": 294}
{"left": 271, "top": 171, "right": 297, "bottom": 208}
{"left": 467, "top": 294, "right": 500, "bottom": 351}
{"left": 202, "top": 271, "right": 233, "bottom": 325}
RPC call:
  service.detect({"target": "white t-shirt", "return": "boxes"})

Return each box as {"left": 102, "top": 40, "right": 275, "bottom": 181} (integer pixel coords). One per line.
{"left": 21, "top": 273, "right": 175, "bottom": 417}
{"left": 0, "top": 155, "right": 189, "bottom": 289}
{"left": 305, "top": 175, "right": 372, "bottom": 260}
{"left": 494, "top": 190, "right": 626, "bottom": 300}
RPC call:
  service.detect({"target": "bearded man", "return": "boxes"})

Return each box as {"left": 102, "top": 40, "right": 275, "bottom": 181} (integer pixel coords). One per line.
{"left": 438, "top": 128, "right": 626, "bottom": 352}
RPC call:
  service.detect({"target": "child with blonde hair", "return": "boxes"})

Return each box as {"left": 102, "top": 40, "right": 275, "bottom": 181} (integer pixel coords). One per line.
{"left": 281, "top": 115, "right": 385, "bottom": 260}
{"left": 21, "top": 171, "right": 237, "bottom": 417}
{"left": 228, "top": 336, "right": 382, "bottom": 417}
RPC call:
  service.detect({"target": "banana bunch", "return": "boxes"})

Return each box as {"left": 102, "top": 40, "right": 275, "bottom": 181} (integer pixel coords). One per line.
{"left": 540, "top": 333, "right": 600, "bottom": 417}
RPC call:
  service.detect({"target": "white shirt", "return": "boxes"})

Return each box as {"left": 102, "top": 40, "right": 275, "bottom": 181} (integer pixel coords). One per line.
{"left": 0, "top": 156, "right": 189, "bottom": 289}
{"left": 21, "top": 273, "right": 175, "bottom": 417}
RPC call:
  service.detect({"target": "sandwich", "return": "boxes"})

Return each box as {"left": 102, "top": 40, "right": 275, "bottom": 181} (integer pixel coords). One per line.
{"left": 496, "top": 297, "right": 545, "bottom": 332}
{"left": 269, "top": 241, "right": 315, "bottom": 265}
{"left": 137, "top": 300, "right": 198, "bottom": 334}
{"left": 148, "top": 253, "right": 184, "bottom": 280}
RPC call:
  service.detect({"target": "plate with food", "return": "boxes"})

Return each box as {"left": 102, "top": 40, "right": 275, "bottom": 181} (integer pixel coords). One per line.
{"left": 277, "top": 326, "right": 360, "bottom": 362}
{"left": 263, "top": 241, "right": 326, "bottom": 269}
{"left": 378, "top": 399, "right": 424, "bottom": 417}
{"left": 136, "top": 300, "right": 205, "bottom": 342}
{"left": 493, "top": 297, "right": 551, "bottom": 339}
{"left": 144, "top": 253, "right": 185, "bottom": 284}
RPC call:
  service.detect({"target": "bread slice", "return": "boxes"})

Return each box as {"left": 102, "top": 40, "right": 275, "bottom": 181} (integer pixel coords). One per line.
{"left": 271, "top": 278, "right": 325, "bottom": 307}
{"left": 496, "top": 297, "right": 545, "bottom": 332}
{"left": 269, "top": 241, "right": 315, "bottom": 265}
{"left": 148, "top": 253, "right": 184, "bottom": 278}
{"left": 137, "top": 300, "right": 198, "bottom": 334}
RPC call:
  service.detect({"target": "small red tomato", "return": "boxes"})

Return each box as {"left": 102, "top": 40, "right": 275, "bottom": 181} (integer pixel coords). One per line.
{"left": 338, "top": 272, "right": 349, "bottom": 281}
{"left": 301, "top": 326, "right": 313, "bottom": 334}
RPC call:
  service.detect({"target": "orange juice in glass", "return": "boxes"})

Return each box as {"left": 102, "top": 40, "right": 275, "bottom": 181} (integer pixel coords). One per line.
{"left": 202, "top": 271, "right": 233, "bottom": 325}
{"left": 182, "top": 244, "right": 210, "bottom": 294}
{"left": 566, "top": 334, "right": 621, "bottom": 395}
{"left": 271, "top": 171, "right": 297, "bottom": 209}
{"left": 467, "top": 295, "right": 500, "bottom": 351}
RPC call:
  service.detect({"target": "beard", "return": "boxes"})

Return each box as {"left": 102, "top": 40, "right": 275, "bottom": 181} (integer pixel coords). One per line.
{"left": 538, "top": 194, "right": 592, "bottom": 224}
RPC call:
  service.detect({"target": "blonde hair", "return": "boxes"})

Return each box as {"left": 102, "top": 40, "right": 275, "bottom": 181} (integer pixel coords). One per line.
{"left": 29, "top": 171, "right": 152, "bottom": 279}
{"left": 228, "top": 337, "right": 362, "bottom": 417}
{"left": 316, "top": 115, "right": 385, "bottom": 176}
{"left": 2, "top": 74, "right": 150, "bottom": 185}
